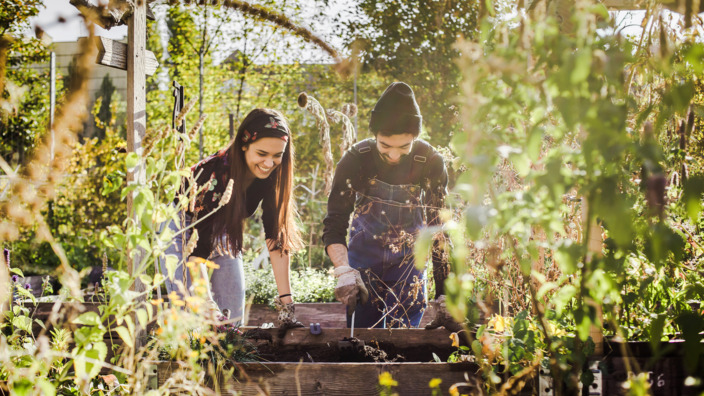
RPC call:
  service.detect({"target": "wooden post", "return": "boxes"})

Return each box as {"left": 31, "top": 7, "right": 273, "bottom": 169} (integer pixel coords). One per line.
{"left": 581, "top": 199, "right": 605, "bottom": 357}
{"left": 127, "top": 0, "right": 147, "bottom": 349}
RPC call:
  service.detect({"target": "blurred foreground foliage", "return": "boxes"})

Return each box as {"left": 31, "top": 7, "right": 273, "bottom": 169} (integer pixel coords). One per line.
{"left": 415, "top": 1, "right": 704, "bottom": 394}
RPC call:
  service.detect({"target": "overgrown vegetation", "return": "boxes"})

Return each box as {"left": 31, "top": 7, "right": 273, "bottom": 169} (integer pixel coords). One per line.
{"left": 415, "top": 1, "right": 704, "bottom": 394}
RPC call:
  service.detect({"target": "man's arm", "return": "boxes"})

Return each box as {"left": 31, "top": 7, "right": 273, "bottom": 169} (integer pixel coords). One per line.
{"left": 326, "top": 243, "right": 350, "bottom": 269}
{"left": 323, "top": 150, "right": 369, "bottom": 310}
{"left": 322, "top": 150, "right": 359, "bottom": 249}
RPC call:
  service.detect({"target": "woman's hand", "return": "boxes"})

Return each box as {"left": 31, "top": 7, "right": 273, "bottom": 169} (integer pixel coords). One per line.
{"left": 274, "top": 296, "right": 304, "bottom": 330}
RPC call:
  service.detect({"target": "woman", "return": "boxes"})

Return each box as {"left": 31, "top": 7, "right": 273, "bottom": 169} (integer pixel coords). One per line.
{"left": 160, "top": 108, "right": 304, "bottom": 328}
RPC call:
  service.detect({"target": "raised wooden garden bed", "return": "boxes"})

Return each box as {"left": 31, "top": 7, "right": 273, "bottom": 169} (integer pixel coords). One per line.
{"left": 25, "top": 301, "right": 703, "bottom": 395}
{"left": 157, "top": 360, "right": 481, "bottom": 395}
{"left": 156, "top": 327, "right": 485, "bottom": 395}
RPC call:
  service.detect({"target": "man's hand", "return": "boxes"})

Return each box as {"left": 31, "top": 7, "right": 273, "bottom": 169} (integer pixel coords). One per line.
{"left": 333, "top": 266, "right": 369, "bottom": 313}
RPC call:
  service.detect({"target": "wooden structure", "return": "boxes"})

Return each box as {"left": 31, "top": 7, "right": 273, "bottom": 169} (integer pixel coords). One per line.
{"left": 245, "top": 302, "right": 436, "bottom": 328}
{"left": 95, "top": 36, "right": 158, "bottom": 76}
{"left": 157, "top": 361, "right": 482, "bottom": 396}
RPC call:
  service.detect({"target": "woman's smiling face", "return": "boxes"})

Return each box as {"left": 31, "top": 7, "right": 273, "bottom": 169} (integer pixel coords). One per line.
{"left": 243, "top": 137, "right": 287, "bottom": 179}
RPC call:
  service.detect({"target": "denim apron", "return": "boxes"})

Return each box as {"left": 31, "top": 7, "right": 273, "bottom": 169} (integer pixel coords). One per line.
{"left": 347, "top": 177, "right": 427, "bottom": 328}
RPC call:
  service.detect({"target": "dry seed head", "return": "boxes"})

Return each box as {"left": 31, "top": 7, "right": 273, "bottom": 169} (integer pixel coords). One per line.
{"left": 219, "top": 179, "right": 234, "bottom": 207}
{"left": 183, "top": 229, "right": 199, "bottom": 258}
{"left": 297, "top": 92, "right": 308, "bottom": 108}
{"left": 189, "top": 182, "right": 198, "bottom": 213}
{"left": 175, "top": 97, "right": 197, "bottom": 129}
{"left": 341, "top": 103, "right": 357, "bottom": 118}
{"left": 188, "top": 114, "right": 207, "bottom": 141}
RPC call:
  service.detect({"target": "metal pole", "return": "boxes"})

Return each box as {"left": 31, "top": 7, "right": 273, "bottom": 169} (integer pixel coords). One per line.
{"left": 353, "top": 65, "right": 358, "bottom": 139}
{"left": 198, "top": 50, "right": 204, "bottom": 159}
{"left": 229, "top": 112, "right": 234, "bottom": 139}
{"left": 50, "top": 51, "right": 56, "bottom": 161}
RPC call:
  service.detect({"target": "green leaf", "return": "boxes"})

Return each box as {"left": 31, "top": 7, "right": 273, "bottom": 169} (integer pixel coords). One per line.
{"left": 570, "top": 49, "right": 592, "bottom": 84}
{"left": 551, "top": 285, "right": 577, "bottom": 317}
{"left": 136, "top": 308, "right": 148, "bottom": 329}
{"left": 35, "top": 379, "right": 56, "bottom": 396}
{"left": 413, "top": 228, "right": 433, "bottom": 270}
{"left": 11, "top": 315, "right": 32, "bottom": 332}
{"left": 537, "top": 282, "right": 558, "bottom": 300}
{"left": 10, "top": 267, "right": 24, "bottom": 277}
{"left": 115, "top": 326, "right": 134, "bottom": 349}
{"left": 72, "top": 312, "right": 102, "bottom": 327}
{"left": 511, "top": 152, "right": 531, "bottom": 177}
{"left": 74, "top": 342, "right": 108, "bottom": 380}
{"left": 125, "top": 315, "right": 135, "bottom": 336}
{"left": 164, "top": 254, "right": 178, "bottom": 281}
{"left": 74, "top": 326, "right": 105, "bottom": 345}
{"left": 471, "top": 339, "right": 483, "bottom": 357}
{"left": 10, "top": 379, "right": 31, "bottom": 396}
{"left": 125, "top": 152, "right": 140, "bottom": 172}
{"left": 649, "top": 314, "right": 666, "bottom": 354}
{"left": 139, "top": 274, "right": 153, "bottom": 285}
{"left": 682, "top": 175, "right": 704, "bottom": 222}
{"left": 554, "top": 239, "right": 581, "bottom": 274}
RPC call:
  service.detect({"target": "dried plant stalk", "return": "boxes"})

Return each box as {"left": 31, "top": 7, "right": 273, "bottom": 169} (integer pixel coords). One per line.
{"left": 297, "top": 92, "right": 334, "bottom": 196}
{"left": 188, "top": 114, "right": 207, "bottom": 141}
{"left": 175, "top": 97, "right": 197, "bottom": 130}
{"left": 198, "top": 0, "right": 339, "bottom": 62}
{"left": 326, "top": 105, "right": 357, "bottom": 155}
{"left": 0, "top": 25, "right": 96, "bottom": 247}
{"left": 219, "top": 179, "right": 234, "bottom": 207}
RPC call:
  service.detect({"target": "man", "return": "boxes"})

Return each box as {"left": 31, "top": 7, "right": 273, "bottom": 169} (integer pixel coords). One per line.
{"left": 323, "top": 82, "right": 454, "bottom": 329}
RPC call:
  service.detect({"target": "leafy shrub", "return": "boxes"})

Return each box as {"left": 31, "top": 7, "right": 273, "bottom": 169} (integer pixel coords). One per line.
{"left": 244, "top": 262, "right": 335, "bottom": 305}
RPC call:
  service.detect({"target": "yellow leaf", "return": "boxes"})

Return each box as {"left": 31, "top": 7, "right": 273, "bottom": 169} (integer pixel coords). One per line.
{"left": 450, "top": 332, "right": 460, "bottom": 347}
{"left": 495, "top": 315, "right": 505, "bottom": 333}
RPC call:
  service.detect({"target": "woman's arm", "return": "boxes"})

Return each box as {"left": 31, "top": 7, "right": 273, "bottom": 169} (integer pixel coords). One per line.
{"left": 266, "top": 239, "right": 293, "bottom": 304}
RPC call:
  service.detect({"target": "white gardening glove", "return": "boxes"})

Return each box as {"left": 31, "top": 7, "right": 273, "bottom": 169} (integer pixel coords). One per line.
{"left": 333, "top": 265, "right": 369, "bottom": 313}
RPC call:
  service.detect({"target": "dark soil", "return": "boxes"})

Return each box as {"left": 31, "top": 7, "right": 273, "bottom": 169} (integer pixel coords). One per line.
{"left": 251, "top": 336, "right": 455, "bottom": 363}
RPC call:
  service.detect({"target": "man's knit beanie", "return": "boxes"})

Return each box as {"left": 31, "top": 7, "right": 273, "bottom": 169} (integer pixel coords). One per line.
{"left": 369, "top": 82, "right": 422, "bottom": 137}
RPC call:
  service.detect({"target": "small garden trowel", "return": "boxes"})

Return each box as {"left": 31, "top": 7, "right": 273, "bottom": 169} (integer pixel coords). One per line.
{"left": 338, "top": 306, "right": 364, "bottom": 354}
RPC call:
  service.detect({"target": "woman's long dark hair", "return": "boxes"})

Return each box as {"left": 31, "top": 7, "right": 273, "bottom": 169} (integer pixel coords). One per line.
{"left": 212, "top": 108, "right": 303, "bottom": 255}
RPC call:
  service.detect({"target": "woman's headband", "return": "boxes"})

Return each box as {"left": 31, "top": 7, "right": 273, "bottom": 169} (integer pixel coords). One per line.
{"left": 242, "top": 114, "right": 289, "bottom": 143}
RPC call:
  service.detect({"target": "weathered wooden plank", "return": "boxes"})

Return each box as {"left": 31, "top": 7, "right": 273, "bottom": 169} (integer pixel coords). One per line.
{"left": 95, "top": 36, "right": 159, "bottom": 76}
{"left": 244, "top": 327, "right": 458, "bottom": 351}
{"left": 157, "top": 361, "right": 483, "bottom": 396}
{"left": 127, "top": 0, "right": 148, "bottom": 352}
{"left": 245, "top": 302, "right": 439, "bottom": 328}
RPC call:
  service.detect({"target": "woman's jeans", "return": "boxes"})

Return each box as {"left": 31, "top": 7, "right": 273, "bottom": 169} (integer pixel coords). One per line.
{"left": 158, "top": 213, "right": 245, "bottom": 324}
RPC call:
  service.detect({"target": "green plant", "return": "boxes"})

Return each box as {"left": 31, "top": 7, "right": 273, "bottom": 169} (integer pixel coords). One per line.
{"left": 244, "top": 262, "right": 335, "bottom": 305}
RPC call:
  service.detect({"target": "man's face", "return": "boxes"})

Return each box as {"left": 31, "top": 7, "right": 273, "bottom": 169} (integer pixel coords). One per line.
{"left": 376, "top": 133, "right": 415, "bottom": 165}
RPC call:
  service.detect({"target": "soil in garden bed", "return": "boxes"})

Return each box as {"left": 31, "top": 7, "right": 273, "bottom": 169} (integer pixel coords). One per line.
{"left": 243, "top": 327, "right": 462, "bottom": 363}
